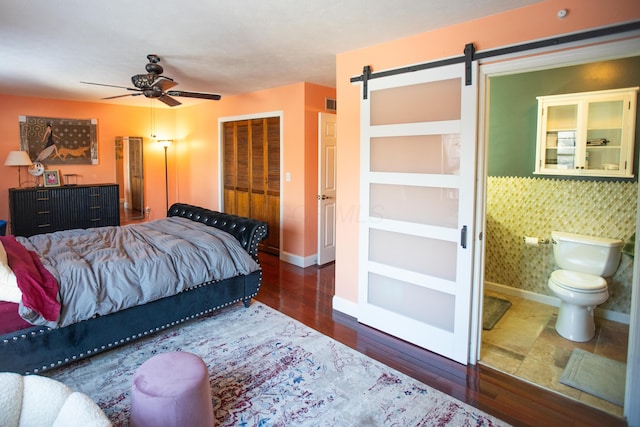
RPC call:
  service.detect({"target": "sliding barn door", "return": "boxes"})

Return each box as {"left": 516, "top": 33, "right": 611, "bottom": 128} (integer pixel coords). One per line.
{"left": 358, "top": 62, "right": 478, "bottom": 364}
{"left": 223, "top": 117, "right": 280, "bottom": 254}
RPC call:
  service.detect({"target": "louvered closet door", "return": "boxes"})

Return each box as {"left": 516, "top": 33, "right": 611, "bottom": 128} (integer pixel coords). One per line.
{"left": 223, "top": 117, "right": 280, "bottom": 254}
{"left": 358, "top": 62, "right": 478, "bottom": 364}
{"left": 250, "top": 117, "right": 280, "bottom": 254}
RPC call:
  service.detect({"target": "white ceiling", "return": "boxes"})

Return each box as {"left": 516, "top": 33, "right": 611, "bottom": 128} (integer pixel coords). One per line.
{"left": 0, "top": 0, "right": 539, "bottom": 107}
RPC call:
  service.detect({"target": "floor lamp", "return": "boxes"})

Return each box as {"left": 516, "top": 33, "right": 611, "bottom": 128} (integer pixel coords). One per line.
{"left": 4, "top": 150, "right": 33, "bottom": 188}
{"left": 159, "top": 140, "right": 172, "bottom": 213}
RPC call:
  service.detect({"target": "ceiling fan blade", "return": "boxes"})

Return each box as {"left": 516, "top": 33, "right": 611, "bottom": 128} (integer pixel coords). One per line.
{"left": 102, "top": 92, "right": 144, "bottom": 100}
{"left": 166, "top": 90, "right": 221, "bottom": 101}
{"left": 81, "top": 81, "right": 135, "bottom": 90}
{"left": 154, "top": 77, "right": 178, "bottom": 91}
{"left": 158, "top": 94, "right": 182, "bottom": 107}
{"left": 102, "top": 94, "right": 133, "bottom": 100}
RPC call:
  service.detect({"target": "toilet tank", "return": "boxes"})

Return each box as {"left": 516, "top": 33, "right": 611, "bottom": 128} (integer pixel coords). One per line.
{"left": 551, "top": 231, "right": 623, "bottom": 277}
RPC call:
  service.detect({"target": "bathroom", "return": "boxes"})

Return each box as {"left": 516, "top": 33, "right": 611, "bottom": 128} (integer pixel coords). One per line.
{"left": 480, "top": 55, "right": 639, "bottom": 417}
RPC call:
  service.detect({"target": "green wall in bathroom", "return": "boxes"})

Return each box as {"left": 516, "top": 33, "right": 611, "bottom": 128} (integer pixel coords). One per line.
{"left": 488, "top": 56, "right": 640, "bottom": 179}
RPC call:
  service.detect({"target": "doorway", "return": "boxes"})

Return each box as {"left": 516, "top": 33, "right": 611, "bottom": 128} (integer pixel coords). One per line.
{"left": 115, "top": 136, "right": 144, "bottom": 221}
{"left": 476, "top": 41, "right": 639, "bottom": 418}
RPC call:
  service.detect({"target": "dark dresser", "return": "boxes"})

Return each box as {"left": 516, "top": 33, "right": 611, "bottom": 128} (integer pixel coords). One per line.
{"left": 9, "top": 184, "right": 120, "bottom": 237}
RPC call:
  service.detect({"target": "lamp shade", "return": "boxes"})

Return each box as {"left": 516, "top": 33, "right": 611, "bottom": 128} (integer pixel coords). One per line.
{"left": 4, "top": 151, "right": 33, "bottom": 166}
{"left": 158, "top": 139, "right": 173, "bottom": 148}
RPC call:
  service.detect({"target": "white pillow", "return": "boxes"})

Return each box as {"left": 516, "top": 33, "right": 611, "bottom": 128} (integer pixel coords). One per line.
{"left": 0, "top": 241, "right": 21, "bottom": 303}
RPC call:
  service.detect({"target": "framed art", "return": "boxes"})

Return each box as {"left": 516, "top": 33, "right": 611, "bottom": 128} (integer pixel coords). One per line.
{"left": 44, "top": 169, "right": 61, "bottom": 187}
{"left": 19, "top": 116, "right": 98, "bottom": 165}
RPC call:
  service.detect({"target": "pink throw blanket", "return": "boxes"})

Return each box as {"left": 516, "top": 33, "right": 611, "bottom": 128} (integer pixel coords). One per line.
{"left": 0, "top": 236, "right": 60, "bottom": 322}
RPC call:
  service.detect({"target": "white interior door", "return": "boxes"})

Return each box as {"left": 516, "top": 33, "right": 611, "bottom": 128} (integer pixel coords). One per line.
{"left": 358, "top": 62, "right": 478, "bottom": 364}
{"left": 318, "top": 112, "right": 337, "bottom": 265}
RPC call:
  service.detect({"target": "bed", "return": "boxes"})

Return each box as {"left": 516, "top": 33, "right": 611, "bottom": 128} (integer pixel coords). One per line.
{"left": 0, "top": 203, "right": 268, "bottom": 374}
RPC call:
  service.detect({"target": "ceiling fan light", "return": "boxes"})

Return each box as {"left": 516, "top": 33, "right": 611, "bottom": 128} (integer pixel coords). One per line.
{"left": 131, "top": 73, "right": 155, "bottom": 88}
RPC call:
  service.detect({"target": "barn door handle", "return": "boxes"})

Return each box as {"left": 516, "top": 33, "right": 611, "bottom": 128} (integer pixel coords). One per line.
{"left": 460, "top": 225, "right": 468, "bottom": 249}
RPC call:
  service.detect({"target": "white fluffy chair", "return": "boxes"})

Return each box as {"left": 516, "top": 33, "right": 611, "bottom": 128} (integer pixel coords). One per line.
{"left": 0, "top": 373, "right": 111, "bottom": 427}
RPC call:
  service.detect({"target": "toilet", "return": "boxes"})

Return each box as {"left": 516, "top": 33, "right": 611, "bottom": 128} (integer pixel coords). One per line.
{"left": 548, "top": 231, "right": 623, "bottom": 342}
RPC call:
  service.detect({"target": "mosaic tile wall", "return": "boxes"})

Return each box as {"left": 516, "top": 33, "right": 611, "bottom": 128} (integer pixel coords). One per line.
{"left": 485, "top": 176, "right": 637, "bottom": 315}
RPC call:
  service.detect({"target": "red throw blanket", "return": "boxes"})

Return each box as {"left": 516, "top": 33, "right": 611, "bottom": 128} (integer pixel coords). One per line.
{"left": 0, "top": 236, "right": 60, "bottom": 322}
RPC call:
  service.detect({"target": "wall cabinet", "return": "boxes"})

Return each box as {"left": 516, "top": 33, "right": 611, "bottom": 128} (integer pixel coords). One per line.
{"left": 535, "top": 87, "right": 638, "bottom": 178}
{"left": 9, "top": 184, "right": 120, "bottom": 237}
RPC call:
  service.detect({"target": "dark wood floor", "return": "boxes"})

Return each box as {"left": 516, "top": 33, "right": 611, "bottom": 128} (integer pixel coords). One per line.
{"left": 255, "top": 252, "right": 627, "bottom": 427}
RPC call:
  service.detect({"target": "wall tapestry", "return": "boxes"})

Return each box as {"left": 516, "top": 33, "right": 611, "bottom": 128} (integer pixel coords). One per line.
{"left": 19, "top": 116, "right": 98, "bottom": 165}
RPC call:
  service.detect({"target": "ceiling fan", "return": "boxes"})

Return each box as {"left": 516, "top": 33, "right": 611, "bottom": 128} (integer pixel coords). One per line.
{"left": 81, "top": 54, "right": 221, "bottom": 107}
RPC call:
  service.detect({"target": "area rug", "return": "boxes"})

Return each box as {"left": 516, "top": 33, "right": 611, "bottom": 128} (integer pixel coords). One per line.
{"left": 560, "top": 348, "right": 626, "bottom": 406}
{"left": 483, "top": 295, "right": 512, "bottom": 330}
{"left": 46, "top": 302, "right": 509, "bottom": 426}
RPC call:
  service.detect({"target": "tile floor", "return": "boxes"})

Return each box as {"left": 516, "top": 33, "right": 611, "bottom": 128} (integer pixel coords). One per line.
{"left": 480, "top": 290, "right": 629, "bottom": 418}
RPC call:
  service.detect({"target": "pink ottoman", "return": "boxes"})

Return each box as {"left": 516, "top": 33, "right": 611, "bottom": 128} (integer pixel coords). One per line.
{"left": 130, "top": 351, "right": 213, "bottom": 427}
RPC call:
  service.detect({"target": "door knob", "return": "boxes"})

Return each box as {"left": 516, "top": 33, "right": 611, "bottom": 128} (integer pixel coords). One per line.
{"left": 318, "top": 195, "right": 332, "bottom": 200}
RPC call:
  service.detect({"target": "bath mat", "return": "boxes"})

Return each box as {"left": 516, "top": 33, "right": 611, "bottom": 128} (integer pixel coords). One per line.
{"left": 560, "top": 348, "right": 626, "bottom": 406}
{"left": 483, "top": 295, "right": 512, "bottom": 330}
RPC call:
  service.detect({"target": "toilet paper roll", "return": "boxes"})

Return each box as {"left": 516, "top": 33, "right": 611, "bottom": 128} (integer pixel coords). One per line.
{"left": 524, "top": 236, "right": 539, "bottom": 246}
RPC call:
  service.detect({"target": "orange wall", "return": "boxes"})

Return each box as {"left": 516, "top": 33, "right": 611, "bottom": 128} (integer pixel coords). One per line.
{"left": 0, "top": 94, "right": 175, "bottom": 226}
{"left": 221, "top": 83, "right": 306, "bottom": 257}
{"left": 304, "top": 83, "right": 337, "bottom": 256}
{"left": 174, "top": 100, "right": 223, "bottom": 210}
{"left": 334, "top": 0, "right": 640, "bottom": 303}
{"left": 175, "top": 82, "right": 335, "bottom": 259}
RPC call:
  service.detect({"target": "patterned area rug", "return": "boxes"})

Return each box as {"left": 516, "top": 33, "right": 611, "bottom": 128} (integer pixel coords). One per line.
{"left": 47, "top": 302, "right": 509, "bottom": 426}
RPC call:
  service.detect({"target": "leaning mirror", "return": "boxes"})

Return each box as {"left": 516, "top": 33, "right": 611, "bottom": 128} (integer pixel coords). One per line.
{"left": 115, "top": 136, "right": 144, "bottom": 220}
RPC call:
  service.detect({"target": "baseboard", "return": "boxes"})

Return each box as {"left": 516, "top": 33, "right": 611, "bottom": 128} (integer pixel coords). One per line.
{"left": 485, "top": 281, "right": 630, "bottom": 325}
{"left": 279, "top": 251, "right": 317, "bottom": 268}
{"left": 485, "top": 281, "right": 560, "bottom": 306}
{"left": 332, "top": 295, "right": 358, "bottom": 318}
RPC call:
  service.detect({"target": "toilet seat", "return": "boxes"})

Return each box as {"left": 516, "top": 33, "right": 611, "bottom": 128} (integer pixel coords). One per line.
{"left": 550, "top": 270, "right": 607, "bottom": 293}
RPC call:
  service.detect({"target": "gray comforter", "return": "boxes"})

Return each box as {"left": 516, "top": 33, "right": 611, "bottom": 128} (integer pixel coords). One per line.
{"left": 17, "top": 216, "right": 260, "bottom": 328}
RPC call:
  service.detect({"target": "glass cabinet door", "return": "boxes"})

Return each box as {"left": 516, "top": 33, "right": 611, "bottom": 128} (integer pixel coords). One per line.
{"left": 545, "top": 104, "right": 578, "bottom": 170}
{"left": 585, "top": 99, "right": 624, "bottom": 173}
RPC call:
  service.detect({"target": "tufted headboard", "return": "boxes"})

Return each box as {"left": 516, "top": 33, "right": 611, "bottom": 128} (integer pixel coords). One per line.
{"left": 167, "top": 203, "right": 268, "bottom": 261}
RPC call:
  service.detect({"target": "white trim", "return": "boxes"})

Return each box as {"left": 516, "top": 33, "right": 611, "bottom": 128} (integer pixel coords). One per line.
{"left": 477, "top": 34, "right": 640, "bottom": 74}
{"left": 485, "top": 280, "right": 559, "bottom": 306}
{"left": 626, "top": 191, "right": 640, "bottom": 425}
{"left": 279, "top": 250, "right": 317, "bottom": 268}
{"left": 217, "top": 111, "right": 285, "bottom": 260}
{"left": 218, "top": 110, "right": 284, "bottom": 123}
{"left": 475, "top": 34, "right": 640, "bottom": 422}
{"left": 332, "top": 295, "right": 358, "bottom": 318}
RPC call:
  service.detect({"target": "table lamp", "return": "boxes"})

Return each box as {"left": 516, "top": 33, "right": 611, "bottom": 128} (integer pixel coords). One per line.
{"left": 4, "top": 150, "right": 33, "bottom": 188}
